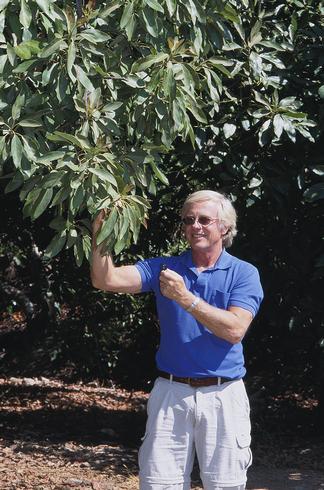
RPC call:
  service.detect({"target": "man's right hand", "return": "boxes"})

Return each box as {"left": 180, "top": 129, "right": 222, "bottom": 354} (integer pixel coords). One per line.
{"left": 92, "top": 209, "right": 107, "bottom": 238}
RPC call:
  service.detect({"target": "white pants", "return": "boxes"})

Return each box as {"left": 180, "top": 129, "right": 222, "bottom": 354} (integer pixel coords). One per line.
{"left": 139, "top": 377, "right": 252, "bottom": 490}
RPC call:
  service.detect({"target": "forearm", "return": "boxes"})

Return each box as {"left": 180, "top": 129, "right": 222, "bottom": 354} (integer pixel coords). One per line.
{"left": 177, "top": 292, "right": 249, "bottom": 344}
{"left": 90, "top": 237, "right": 115, "bottom": 291}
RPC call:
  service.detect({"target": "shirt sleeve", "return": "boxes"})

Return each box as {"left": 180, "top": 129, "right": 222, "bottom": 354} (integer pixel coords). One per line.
{"left": 135, "top": 258, "right": 156, "bottom": 293}
{"left": 228, "top": 263, "right": 264, "bottom": 317}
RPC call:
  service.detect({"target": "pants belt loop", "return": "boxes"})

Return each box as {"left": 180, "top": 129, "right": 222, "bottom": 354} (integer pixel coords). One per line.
{"left": 169, "top": 374, "right": 173, "bottom": 384}
{"left": 217, "top": 377, "right": 221, "bottom": 386}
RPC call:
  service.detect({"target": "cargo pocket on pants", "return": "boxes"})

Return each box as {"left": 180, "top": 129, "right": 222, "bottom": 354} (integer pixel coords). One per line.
{"left": 236, "top": 431, "right": 252, "bottom": 479}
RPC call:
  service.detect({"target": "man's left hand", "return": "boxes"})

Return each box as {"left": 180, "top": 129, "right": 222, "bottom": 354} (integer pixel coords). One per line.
{"left": 159, "top": 268, "right": 189, "bottom": 302}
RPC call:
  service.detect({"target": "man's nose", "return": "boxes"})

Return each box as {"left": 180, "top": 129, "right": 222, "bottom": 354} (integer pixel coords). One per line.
{"left": 192, "top": 218, "right": 202, "bottom": 228}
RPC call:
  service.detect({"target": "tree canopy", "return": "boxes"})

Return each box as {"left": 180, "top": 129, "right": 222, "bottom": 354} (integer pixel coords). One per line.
{"left": 1, "top": 0, "right": 322, "bottom": 262}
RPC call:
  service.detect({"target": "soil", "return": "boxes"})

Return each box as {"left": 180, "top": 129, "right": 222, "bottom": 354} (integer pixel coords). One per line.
{"left": 0, "top": 376, "right": 324, "bottom": 490}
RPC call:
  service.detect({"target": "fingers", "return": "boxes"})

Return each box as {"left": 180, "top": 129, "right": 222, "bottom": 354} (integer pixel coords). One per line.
{"left": 159, "top": 269, "right": 182, "bottom": 298}
{"left": 92, "top": 209, "right": 107, "bottom": 235}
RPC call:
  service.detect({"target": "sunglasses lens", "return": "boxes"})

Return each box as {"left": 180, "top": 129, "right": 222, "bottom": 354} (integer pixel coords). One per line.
{"left": 183, "top": 217, "right": 195, "bottom": 225}
{"left": 199, "top": 217, "right": 211, "bottom": 225}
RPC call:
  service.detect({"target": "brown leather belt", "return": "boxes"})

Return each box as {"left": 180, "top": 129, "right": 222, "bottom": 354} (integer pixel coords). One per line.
{"left": 158, "top": 370, "right": 235, "bottom": 387}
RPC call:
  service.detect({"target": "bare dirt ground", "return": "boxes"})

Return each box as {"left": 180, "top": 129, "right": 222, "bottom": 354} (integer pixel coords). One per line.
{"left": 0, "top": 376, "right": 323, "bottom": 490}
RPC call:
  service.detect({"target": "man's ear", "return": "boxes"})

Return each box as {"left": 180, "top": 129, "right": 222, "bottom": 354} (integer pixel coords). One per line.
{"left": 219, "top": 223, "right": 229, "bottom": 236}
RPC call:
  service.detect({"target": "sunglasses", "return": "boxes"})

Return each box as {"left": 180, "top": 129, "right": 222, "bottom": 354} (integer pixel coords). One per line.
{"left": 181, "top": 216, "right": 219, "bottom": 227}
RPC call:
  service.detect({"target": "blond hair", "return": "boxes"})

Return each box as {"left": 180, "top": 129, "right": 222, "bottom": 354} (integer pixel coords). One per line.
{"left": 181, "top": 190, "right": 237, "bottom": 248}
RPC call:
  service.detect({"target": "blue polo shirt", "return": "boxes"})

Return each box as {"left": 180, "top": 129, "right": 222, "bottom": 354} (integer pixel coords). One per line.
{"left": 135, "top": 249, "right": 263, "bottom": 379}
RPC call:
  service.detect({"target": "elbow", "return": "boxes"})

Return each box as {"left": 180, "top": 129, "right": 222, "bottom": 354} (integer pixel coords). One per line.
{"left": 229, "top": 334, "right": 242, "bottom": 345}
{"left": 227, "top": 325, "right": 245, "bottom": 344}
{"left": 91, "top": 278, "right": 102, "bottom": 290}
{"left": 90, "top": 272, "right": 108, "bottom": 291}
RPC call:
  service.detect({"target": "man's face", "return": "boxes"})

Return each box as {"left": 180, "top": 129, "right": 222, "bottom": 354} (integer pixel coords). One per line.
{"left": 182, "top": 200, "right": 225, "bottom": 252}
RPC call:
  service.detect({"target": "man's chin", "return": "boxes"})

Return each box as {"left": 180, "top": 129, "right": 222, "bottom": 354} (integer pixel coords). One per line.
{"left": 190, "top": 241, "right": 209, "bottom": 250}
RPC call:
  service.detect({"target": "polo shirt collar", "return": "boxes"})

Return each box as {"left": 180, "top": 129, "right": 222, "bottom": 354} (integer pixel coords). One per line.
{"left": 180, "top": 249, "right": 232, "bottom": 273}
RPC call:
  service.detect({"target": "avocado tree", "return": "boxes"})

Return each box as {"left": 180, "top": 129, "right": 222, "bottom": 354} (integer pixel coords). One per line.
{"left": 0, "top": 0, "right": 320, "bottom": 264}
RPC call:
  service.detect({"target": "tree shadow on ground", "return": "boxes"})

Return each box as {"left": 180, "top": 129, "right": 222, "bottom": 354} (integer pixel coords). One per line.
{"left": 1, "top": 405, "right": 146, "bottom": 446}
{"left": 0, "top": 379, "right": 147, "bottom": 478}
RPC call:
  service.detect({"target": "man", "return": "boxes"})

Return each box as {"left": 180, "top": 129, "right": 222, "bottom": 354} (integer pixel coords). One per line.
{"left": 91, "top": 190, "right": 263, "bottom": 490}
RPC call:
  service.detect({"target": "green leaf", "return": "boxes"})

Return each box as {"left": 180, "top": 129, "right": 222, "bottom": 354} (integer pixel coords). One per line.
{"left": 19, "top": 0, "right": 32, "bottom": 28}
{"left": 96, "top": 208, "right": 118, "bottom": 245}
{"left": 312, "top": 166, "right": 324, "bottom": 176}
{"left": 164, "top": 65, "right": 176, "bottom": 100}
{"left": 114, "top": 236, "right": 127, "bottom": 255}
{"left": 82, "top": 235, "right": 92, "bottom": 260}
{"left": 49, "top": 216, "right": 66, "bottom": 231}
{"left": 145, "top": 0, "right": 164, "bottom": 13}
{"left": 37, "top": 151, "right": 66, "bottom": 163}
{"left": 71, "top": 185, "right": 85, "bottom": 214}
{"left": 221, "top": 2, "right": 240, "bottom": 23}
{"left": 42, "top": 171, "right": 65, "bottom": 189}
{"left": 40, "top": 38, "right": 66, "bottom": 58}
{"left": 0, "top": 0, "right": 10, "bottom": 11}
{"left": 187, "top": 0, "right": 205, "bottom": 24}
{"left": 5, "top": 172, "right": 24, "bottom": 193}
{"left": 102, "top": 101, "right": 123, "bottom": 113}
{"left": 18, "top": 118, "right": 43, "bottom": 128}
{"left": 11, "top": 135, "right": 23, "bottom": 168}
{"left": 7, "top": 43, "right": 16, "bottom": 65}
{"left": 100, "top": 1, "right": 123, "bottom": 19}
{"left": 273, "top": 114, "right": 284, "bottom": 138}
{"left": 47, "top": 131, "right": 86, "bottom": 148}
{"left": 45, "top": 233, "right": 67, "bottom": 259}
{"left": 125, "top": 13, "right": 136, "bottom": 40}
{"left": 249, "top": 20, "right": 262, "bottom": 47}
{"left": 223, "top": 123, "right": 236, "bottom": 139}
{"left": 318, "top": 86, "right": 324, "bottom": 99}
{"left": 193, "top": 26, "right": 203, "bottom": 55}
{"left": 303, "top": 183, "right": 324, "bottom": 203}
{"left": 12, "top": 94, "right": 25, "bottom": 121}
{"left": 187, "top": 101, "right": 207, "bottom": 124}
{"left": 282, "top": 117, "right": 296, "bottom": 142}
{"left": 32, "top": 188, "right": 53, "bottom": 219}
{"left": 51, "top": 186, "right": 70, "bottom": 207}
{"left": 132, "top": 53, "right": 168, "bottom": 73}
{"left": 88, "top": 168, "right": 118, "bottom": 186}
{"left": 0, "top": 135, "right": 6, "bottom": 154}
{"left": 35, "top": 0, "right": 52, "bottom": 13}
{"left": 258, "top": 119, "right": 271, "bottom": 146}
{"left": 120, "top": 2, "right": 134, "bottom": 29}
{"left": 119, "top": 211, "right": 130, "bottom": 239}
{"left": 128, "top": 205, "right": 140, "bottom": 242}
{"left": 12, "top": 59, "right": 37, "bottom": 73}
{"left": 67, "top": 40, "right": 76, "bottom": 83}
{"left": 74, "top": 238, "right": 84, "bottom": 266}
{"left": 181, "top": 64, "right": 196, "bottom": 94}
{"left": 66, "top": 229, "right": 78, "bottom": 249}
{"left": 75, "top": 65, "right": 95, "bottom": 91}
{"left": 142, "top": 7, "right": 159, "bottom": 37}
{"left": 165, "top": 0, "right": 176, "bottom": 16}
{"left": 149, "top": 160, "right": 169, "bottom": 185}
